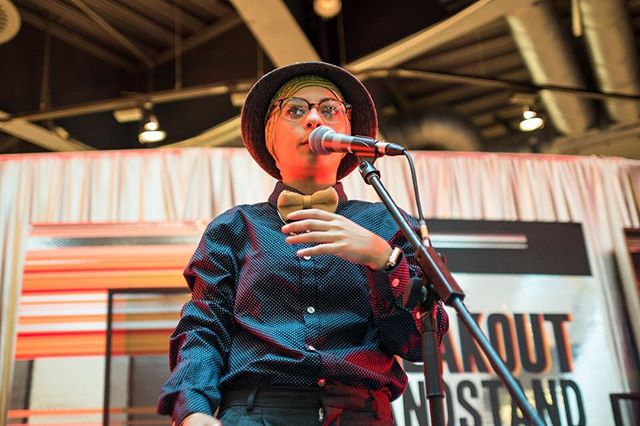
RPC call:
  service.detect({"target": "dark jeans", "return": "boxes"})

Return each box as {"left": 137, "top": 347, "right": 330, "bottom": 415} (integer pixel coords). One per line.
{"left": 218, "top": 385, "right": 395, "bottom": 426}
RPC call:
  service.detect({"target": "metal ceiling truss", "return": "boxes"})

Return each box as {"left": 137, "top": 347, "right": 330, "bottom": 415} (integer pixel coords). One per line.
{"left": 6, "top": 0, "right": 640, "bottom": 154}
{"left": 3, "top": 0, "right": 241, "bottom": 152}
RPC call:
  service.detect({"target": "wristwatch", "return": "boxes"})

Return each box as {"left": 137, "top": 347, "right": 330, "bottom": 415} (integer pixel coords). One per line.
{"left": 384, "top": 247, "right": 403, "bottom": 271}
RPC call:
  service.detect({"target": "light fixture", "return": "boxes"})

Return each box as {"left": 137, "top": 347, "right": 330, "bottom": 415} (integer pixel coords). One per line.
{"left": 138, "top": 102, "right": 166, "bottom": 143}
{"left": 519, "top": 107, "right": 544, "bottom": 132}
{"left": 313, "top": 0, "right": 342, "bottom": 19}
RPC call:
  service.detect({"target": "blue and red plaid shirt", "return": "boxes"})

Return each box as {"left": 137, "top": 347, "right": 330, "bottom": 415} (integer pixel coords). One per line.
{"left": 157, "top": 181, "right": 432, "bottom": 424}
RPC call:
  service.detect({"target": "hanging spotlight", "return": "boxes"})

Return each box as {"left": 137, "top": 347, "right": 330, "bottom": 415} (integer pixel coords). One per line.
{"left": 519, "top": 107, "right": 544, "bottom": 132}
{"left": 313, "top": 0, "right": 342, "bottom": 19}
{"left": 138, "top": 102, "right": 166, "bottom": 143}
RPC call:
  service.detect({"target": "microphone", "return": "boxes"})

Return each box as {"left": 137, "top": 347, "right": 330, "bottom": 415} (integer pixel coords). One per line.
{"left": 309, "top": 126, "right": 406, "bottom": 157}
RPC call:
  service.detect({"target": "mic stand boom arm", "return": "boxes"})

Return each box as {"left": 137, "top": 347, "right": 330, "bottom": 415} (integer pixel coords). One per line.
{"left": 357, "top": 159, "right": 544, "bottom": 426}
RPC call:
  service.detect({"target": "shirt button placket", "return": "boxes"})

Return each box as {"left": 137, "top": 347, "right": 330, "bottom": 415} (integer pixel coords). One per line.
{"left": 299, "top": 242, "right": 319, "bottom": 359}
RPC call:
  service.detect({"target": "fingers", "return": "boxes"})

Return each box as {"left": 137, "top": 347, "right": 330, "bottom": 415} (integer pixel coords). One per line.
{"left": 281, "top": 218, "right": 333, "bottom": 235}
{"left": 281, "top": 210, "right": 380, "bottom": 264}
{"left": 296, "top": 243, "right": 344, "bottom": 257}
{"left": 285, "top": 230, "right": 341, "bottom": 244}
{"left": 285, "top": 208, "right": 337, "bottom": 222}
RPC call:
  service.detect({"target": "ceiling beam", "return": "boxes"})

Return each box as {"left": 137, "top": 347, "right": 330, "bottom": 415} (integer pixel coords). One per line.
{"left": 124, "top": 0, "right": 205, "bottom": 33}
{"left": 362, "top": 68, "right": 640, "bottom": 102}
{"left": 181, "top": 0, "right": 234, "bottom": 19}
{"left": 412, "top": 17, "right": 508, "bottom": 56}
{"left": 0, "top": 112, "right": 94, "bottom": 152}
{"left": 71, "top": 0, "right": 154, "bottom": 67}
{"left": 9, "top": 65, "right": 638, "bottom": 123}
{"left": 152, "top": 14, "right": 243, "bottom": 66}
{"left": 228, "top": 0, "right": 320, "bottom": 65}
{"left": 165, "top": 0, "right": 526, "bottom": 149}
{"left": 162, "top": 0, "right": 319, "bottom": 148}
{"left": 347, "top": 0, "right": 528, "bottom": 73}
{"left": 407, "top": 33, "right": 515, "bottom": 71}
{"left": 82, "top": 0, "right": 175, "bottom": 46}
{"left": 167, "top": 0, "right": 638, "bottom": 149}
{"left": 5, "top": 79, "right": 255, "bottom": 122}
{"left": 18, "top": 0, "right": 126, "bottom": 51}
{"left": 20, "top": 10, "right": 138, "bottom": 71}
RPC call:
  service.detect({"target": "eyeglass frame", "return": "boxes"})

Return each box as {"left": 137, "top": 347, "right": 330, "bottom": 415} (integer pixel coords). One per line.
{"left": 275, "top": 97, "right": 352, "bottom": 122}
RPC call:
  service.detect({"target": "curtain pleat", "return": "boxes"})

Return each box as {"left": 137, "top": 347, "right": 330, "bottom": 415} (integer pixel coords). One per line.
{"left": 1, "top": 148, "right": 640, "bottom": 422}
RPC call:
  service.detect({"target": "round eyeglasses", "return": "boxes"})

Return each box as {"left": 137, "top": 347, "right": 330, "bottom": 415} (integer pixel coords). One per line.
{"left": 277, "top": 97, "right": 351, "bottom": 123}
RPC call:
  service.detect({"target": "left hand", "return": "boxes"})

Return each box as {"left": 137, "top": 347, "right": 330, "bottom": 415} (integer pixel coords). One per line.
{"left": 281, "top": 208, "right": 392, "bottom": 270}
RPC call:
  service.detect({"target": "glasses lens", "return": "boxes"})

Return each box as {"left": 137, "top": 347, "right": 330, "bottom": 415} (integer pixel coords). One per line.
{"left": 318, "top": 100, "right": 346, "bottom": 122}
{"left": 281, "top": 98, "right": 309, "bottom": 120}
{"left": 279, "top": 98, "right": 347, "bottom": 122}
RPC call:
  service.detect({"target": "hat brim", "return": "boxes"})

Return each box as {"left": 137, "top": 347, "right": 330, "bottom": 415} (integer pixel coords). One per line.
{"left": 241, "top": 61, "right": 378, "bottom": 181}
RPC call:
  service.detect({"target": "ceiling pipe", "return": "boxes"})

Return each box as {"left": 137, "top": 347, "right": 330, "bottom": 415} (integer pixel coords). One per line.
{"left": 579, "top": 0, "right": 640, "bottom": 123}
{"left": 506, "top": 0, "right": 595, "bottom": 135}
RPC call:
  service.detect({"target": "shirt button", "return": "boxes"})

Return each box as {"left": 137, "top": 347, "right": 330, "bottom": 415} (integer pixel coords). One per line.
{"left": 306, "top": 345, "right": 316, "bottom": 352}
{"left": 303, "top": 255, "right": 311, "bottom": 260}
{"left": 306, "top": 306, "right": 316, "bottom": 314}
{"left": 317, "top": 378, "right": 326, "bottom": 387}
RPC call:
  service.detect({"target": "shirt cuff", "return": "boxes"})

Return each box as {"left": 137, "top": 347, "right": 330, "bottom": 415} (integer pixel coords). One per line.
{"left": 365, "top": 251, "right": 411, "bottom": 309}
{"left": 172, "top": 390, "right": 214, "bottom": 426}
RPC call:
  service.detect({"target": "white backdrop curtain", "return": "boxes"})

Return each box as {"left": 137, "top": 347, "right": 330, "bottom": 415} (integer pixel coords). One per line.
{"left": 1, "top": 148, "right": 639, "bottom": 422}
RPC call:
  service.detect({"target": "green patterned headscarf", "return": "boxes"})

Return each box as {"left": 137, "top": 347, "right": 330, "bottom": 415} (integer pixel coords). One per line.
{"left": 264, "top": 75, "right": 345, "bottom": 162}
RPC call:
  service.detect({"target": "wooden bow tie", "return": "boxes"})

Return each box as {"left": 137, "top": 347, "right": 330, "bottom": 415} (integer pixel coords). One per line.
{"left": 276, "top": 187, "right": 339, "bottom": 219}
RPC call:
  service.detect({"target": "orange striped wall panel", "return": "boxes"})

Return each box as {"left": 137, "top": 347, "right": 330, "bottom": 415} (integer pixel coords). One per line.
{"left": 16, "top": 222, "right": 204, "bottom": 359}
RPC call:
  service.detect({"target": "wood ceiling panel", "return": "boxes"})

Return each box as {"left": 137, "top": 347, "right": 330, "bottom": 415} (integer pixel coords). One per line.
{"left": 16, "top": 0, "right": 126, "bottom": 52}
{"left": 408, "top": 34, "right": 517, "bottom": 71}
{"left": 19, "top": 9, "right": 137, "bottom": 70}
{"left": 67, "top": 0, "right": 175, "bottom": 46}
{"left": 180, "top": 0, "right": 233, "bottom": 20}
{"left": 409, "top": 17, "right": 509, "bottom": 58}
{"left": 120, "top": 0, "right": 206, "bottom": 34}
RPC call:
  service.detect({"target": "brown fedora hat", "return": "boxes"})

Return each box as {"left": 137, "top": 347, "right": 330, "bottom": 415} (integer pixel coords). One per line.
{"left": 240, "top": 61, "right": 378, "bottom": 180}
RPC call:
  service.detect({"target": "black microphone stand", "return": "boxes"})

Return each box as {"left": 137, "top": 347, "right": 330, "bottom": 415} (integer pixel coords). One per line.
{"left": 357, "top": 158, "right": 545, "bottom": 426}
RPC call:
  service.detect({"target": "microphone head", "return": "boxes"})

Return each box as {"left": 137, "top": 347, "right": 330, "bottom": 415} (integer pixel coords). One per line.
{"left": 309, "top": 126, "right": 335, "bottom": 155}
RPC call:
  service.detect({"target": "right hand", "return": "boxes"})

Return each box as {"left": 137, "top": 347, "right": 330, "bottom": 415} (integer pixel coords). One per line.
{"left": 180, "top": 413, "right": 222, "bottom": 426}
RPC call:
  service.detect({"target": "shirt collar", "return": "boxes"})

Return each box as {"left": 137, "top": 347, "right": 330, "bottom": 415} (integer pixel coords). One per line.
{"left": 268, "top": 181, "right": 348, "bottom": 209}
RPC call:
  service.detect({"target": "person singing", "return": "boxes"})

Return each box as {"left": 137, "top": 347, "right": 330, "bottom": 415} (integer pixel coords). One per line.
{"left": 157, "top": 61, "right": 446, "bottom": 426}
